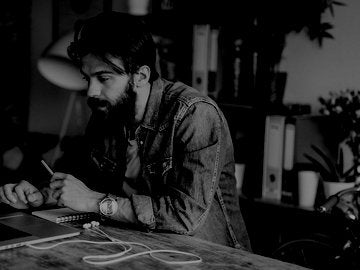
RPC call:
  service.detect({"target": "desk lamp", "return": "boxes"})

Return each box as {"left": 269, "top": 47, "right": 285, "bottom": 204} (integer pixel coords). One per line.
{"left": 37, "top": 31, "right": 87, "bottom": 166}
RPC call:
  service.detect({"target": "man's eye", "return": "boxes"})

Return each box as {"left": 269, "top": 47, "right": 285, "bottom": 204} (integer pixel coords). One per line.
{"left": 98, "top": 76, "right": 110, "bottom": 83}
{"left": 82, "top": 76, "right": 89, "bottom": 82}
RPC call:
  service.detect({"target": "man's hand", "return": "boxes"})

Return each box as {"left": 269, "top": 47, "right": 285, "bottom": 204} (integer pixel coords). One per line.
{"left": 50, "top": 172, "right": 104, "bottom": 212}
{"left": 0, "top": 180, "right": 44, "bottom": 209}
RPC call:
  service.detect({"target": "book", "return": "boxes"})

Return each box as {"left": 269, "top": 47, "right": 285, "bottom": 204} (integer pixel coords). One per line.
{"left": 192, "top": 24, "right": 211, "bottom": 95}
{"left": 262, "top": 115, "right": 286, "bottom": 201}
{"left": 32, "top": 207, "right": 95, "bottom": 223}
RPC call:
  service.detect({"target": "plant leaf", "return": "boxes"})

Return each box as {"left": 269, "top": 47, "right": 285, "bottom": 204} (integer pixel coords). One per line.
{"left": 320, "top": 22, "right": 334, "bottom": 31}
{"left": 343, "top": 164, "right": 355, "bottom": 178}
{"left": 321, "top": 32, "right": 334, "bottom": 39}
{"left": 332, "top": 1, "right": 346, "bottom": 7}
{"left": 303, "top": 153, "right": 336, "bottom": 182}
{"left": 310, "top": 144, "right": 340, "bottom": 178}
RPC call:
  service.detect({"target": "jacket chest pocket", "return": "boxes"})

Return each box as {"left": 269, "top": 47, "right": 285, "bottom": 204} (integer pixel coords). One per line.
{"left": 144, "top": 157, "right": 173, "bottom": 177}
{"left": 90, "top": 150, "right": 121, "bottom": 175}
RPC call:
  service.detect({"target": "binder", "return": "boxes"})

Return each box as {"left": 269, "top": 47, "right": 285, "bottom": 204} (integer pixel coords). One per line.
{"left": 283, "top": 118, "right": 296, "bottom": 171}
{"left": 208, "top": 27, "right": 220, "bottom": 99}
{"left": 32, "top": 207, "right": 96, "bottom": 223}
{"left": 192, "top": 24, "right": 211, "bottom": 95}
{"left": 262, "top": 115, "right": 286, "bottom": 200}
{"left": 281, "top": 117, "right": 296, "bottom": 203}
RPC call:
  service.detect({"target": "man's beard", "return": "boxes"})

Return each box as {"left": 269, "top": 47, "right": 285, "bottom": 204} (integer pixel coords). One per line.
{"left": 87, "top": 83, "right": 136, "bottom": 125}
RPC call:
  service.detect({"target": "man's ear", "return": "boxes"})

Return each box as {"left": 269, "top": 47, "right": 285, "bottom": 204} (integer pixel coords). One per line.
{"left": 133, "top": 65, "right": 151, "bottom": 87}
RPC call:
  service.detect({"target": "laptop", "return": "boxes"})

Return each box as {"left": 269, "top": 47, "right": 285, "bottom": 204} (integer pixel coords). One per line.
{"left": 0, "top": 211, "right": 80, "bottom": 250}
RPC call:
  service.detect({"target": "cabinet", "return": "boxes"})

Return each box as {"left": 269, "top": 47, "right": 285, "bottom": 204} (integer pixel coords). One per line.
{"left": 239, "top": 195, "right": 347, "bottom": 257}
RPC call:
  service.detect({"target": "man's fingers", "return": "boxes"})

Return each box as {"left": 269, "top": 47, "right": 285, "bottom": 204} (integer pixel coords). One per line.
{"left": 52, "top": 189, "right": 62, "bottom": 201}
{"left": 49, "top": 180, "right": 64, "bottom": 190}
{"left": 57, "top": 197, "right": 65, "bottom": 207}
{"left": 0, "top": 188, "right": 11, "bottom": 204}
{"left": 27, "top": 191, "right": 44, "bottom": 207}
{"left": 3, "top": 184, "right": 17, "bottom": 203}
{"left": 27, "top": 191, "right": 41, "bottom": 202}
{"left": 50, "top": 172, "right": 68, "bottom": 182}
{"left": 14, "top": 185, "right": 28, "bottom": 204}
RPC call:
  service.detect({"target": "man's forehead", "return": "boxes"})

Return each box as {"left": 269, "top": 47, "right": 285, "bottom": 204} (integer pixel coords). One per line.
{"left": 81, "top": 54, "right": 125, "bottom": 74}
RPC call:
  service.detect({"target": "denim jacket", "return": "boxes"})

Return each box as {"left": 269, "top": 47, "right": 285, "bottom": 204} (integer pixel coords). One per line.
{"left": 85, "top": 78, "right": 251, "bottom": 250}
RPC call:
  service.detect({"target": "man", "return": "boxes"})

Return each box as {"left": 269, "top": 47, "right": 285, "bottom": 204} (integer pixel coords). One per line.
{"left": 0, "top": 12, "right": 251, "bottom": 250}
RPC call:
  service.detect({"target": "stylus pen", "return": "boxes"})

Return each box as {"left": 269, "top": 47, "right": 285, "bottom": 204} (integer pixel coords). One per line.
{"left": 41, "top": 160, "right": 54, "bottom": 176}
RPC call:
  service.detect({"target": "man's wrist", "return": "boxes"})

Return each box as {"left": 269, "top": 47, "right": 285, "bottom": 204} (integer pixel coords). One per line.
{"left": 89, "top": 192, "right": 106, "bottom": 213}
{"left": 98, "top": 194, "right": 118, "bottom": 216}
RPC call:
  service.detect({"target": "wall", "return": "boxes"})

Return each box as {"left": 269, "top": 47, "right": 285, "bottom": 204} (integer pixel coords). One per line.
{"left": 29, "top": 0, "right": 359, "bottom": 134}
{"left": 28, "top": 0, "right": 129, "bottom": 136}
{"left": 282, "top": 0, "right": 360, "bottom": 114}
{"left": 29, "top": 0, "right": 78, "bottom": 135}
{"left": 29, "top": 0, "right": 103, "bottom": 136}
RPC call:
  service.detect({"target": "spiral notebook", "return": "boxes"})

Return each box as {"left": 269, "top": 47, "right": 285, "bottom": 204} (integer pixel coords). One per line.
{"left": 32, "top": 207, "right": 96, "bottom": 223}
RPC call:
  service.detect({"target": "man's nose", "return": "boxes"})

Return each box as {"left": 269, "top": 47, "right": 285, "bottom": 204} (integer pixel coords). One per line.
{"left": 87, "top": 81, "right": 101, "bottom": 97}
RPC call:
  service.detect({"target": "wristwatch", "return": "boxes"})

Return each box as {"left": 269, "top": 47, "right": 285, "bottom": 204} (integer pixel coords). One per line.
{"left": 99, "top": 194, "right": 118, "bottom": 216}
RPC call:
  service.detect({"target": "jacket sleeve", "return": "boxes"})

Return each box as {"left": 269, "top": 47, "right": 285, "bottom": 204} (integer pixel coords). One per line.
{"left": 130, "top": 101, "right": 226, "bottom": 234}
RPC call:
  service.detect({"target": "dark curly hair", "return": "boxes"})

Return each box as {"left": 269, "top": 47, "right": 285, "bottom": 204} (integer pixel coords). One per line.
{"left": 68, "top": 11, "right": 159, "bottom": 82}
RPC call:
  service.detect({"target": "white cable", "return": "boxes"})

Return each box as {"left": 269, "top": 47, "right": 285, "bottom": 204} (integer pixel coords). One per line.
{"left": 86, "top": 227, "right": 201, "bottom": 265}
{"left": 83, "top": 249, "right": 202, "bottom": 265}
{"left": 149, "top": 250, "right": 203, "bottom": 265}
{"left": 27, "top": 240, "right": 123, "bottom": 250}
{"left": 27, "top": 226, "right": 202, "bottom": 266}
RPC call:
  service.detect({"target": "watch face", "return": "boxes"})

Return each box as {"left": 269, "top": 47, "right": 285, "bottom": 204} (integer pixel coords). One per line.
{"left": 100, "top": 197, "right": 118, "bottom": 216}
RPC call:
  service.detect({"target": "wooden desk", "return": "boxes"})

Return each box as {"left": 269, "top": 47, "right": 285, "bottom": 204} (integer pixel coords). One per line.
{"left": 0, "top": 220, "right": 308, "bottom": 270}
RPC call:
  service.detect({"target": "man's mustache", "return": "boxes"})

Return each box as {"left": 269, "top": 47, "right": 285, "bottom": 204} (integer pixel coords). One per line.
{"left": 87, "top": 97, "right": 111, "bottom": 111}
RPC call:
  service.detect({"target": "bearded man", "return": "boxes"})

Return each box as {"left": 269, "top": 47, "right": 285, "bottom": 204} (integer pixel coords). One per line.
{"left": 0, "top": 12, "right": 251, "bottom": 251}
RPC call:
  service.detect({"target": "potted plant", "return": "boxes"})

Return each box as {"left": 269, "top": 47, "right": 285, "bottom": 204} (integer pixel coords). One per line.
{"left": 251, "top": 0, "right": 345, "bottom": 107}
{"left": 304, "top": 145, "right": 355, "bottom": 198}
{"left": 319, "top": 89, "right": 360, "bottom": 177}
{"left": 307, "top": 89, "right": 360, "bottom": 196}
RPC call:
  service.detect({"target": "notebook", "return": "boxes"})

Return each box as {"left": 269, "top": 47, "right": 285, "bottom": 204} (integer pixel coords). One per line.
{"left": 32, "top": 207, "right": 96, "bottom": 223}
{"left": 0, "top": 211, "right": 80, "bottom": 251}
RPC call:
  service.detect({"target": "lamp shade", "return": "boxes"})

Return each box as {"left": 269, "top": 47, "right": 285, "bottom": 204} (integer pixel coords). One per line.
{"left": 37, "top": 31, "right": 87, "bottom": 91}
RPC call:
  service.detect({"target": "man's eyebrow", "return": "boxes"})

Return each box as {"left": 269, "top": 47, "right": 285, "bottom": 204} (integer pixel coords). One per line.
{"left": 91, "top": 71, "right": 114, "bottom": 76}
{"left": 80, "top": 70, "right": 114, "bottom": 77}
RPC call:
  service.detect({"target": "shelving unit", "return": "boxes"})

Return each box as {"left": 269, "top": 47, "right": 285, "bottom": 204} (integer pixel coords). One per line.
{"left": 142, "top": 1, "right": 277, "bottom": 203}
{"left": 144, "top": 2, "right": 344, "bottom": 259}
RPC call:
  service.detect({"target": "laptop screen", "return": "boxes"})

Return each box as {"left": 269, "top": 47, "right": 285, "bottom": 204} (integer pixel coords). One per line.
{"left": 0, "top": 222, "right": 31, "bottom": 241}
{"left": 0, "top": 211, "right": 80, "bottom": 250}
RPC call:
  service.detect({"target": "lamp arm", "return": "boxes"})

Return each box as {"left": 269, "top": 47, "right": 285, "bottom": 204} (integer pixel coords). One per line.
{"left": 51, "top": 91, "right": 77, "bottom": 166}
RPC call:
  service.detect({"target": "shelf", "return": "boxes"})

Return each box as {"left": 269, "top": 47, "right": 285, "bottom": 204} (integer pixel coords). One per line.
{"left": 239, "top": 193, "right": 315, "bottom": 212}
{"left": 218, "top": 103, "right": 255, "bottom": 111}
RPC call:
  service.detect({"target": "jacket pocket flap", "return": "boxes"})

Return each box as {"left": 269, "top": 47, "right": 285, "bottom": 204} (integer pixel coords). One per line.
{"left": 145, "top": 157, "right": 172, "bottom": 176}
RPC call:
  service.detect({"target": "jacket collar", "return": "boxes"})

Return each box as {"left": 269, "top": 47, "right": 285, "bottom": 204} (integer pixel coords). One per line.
{"left": 140, "top": 78, "right": 165, "bottom": 130}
